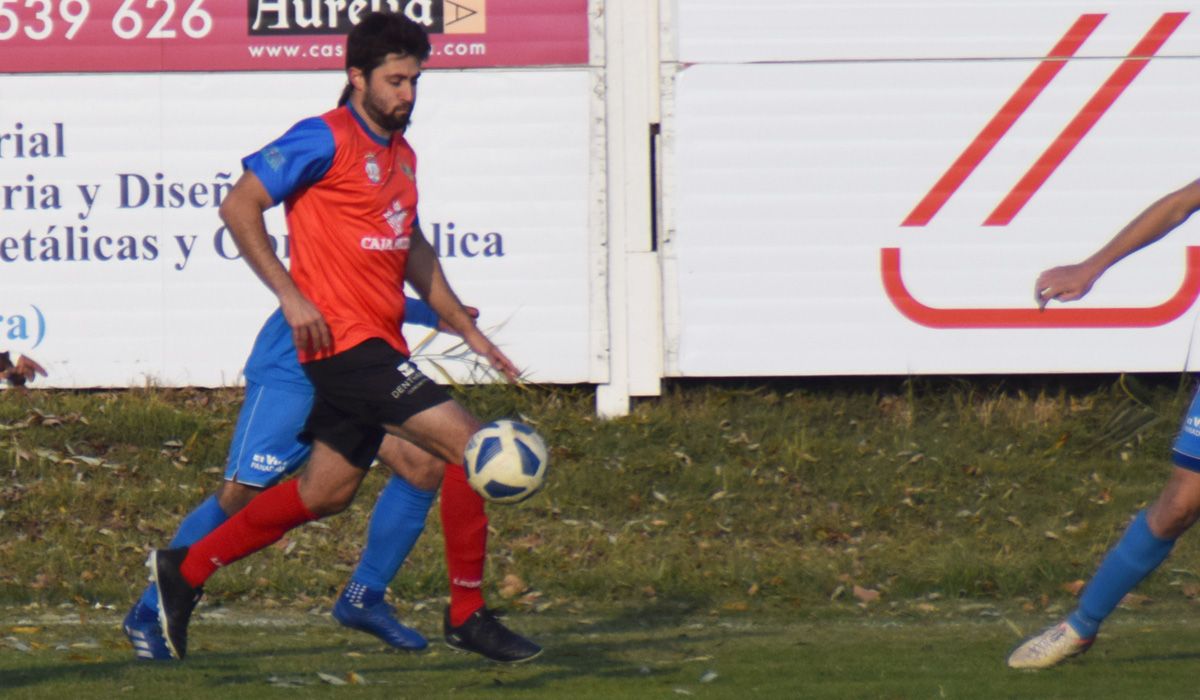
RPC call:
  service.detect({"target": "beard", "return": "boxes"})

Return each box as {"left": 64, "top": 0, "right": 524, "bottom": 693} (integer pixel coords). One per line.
{"left": 362, "top": 86, "right": 412, "bottom": 133}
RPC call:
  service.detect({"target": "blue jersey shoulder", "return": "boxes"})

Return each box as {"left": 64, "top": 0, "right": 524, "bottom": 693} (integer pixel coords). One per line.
{"left": 242, "top": 116, "right": 335, "bottom": 206}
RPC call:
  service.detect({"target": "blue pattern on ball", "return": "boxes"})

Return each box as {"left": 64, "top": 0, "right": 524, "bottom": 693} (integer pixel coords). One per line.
{"left": 483, "top": 480, "right": 527, "bottom": 500}
{"left": 474, "top": 436, "right": 503, "bottom": 476}
{"left": 516, "top": 439, "right": 542, "bottom": 476}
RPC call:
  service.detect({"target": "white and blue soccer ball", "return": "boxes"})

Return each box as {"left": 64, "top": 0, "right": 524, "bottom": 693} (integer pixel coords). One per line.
{"left": 464, "top": 420, "right": 549, "bottom": 504}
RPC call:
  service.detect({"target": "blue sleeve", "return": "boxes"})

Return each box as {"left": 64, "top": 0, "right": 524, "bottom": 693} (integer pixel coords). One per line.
{"left": 241, "top": 117, "right": 335, "bottom": 205}
{"left": 404, "top": 297, "right": 439, "bottom": 329}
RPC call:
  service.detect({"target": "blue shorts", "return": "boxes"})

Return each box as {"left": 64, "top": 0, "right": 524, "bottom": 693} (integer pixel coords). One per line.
{"left": 1172, "top": 384, "right": 1200, "bottom": 471}
{"left": 224, "top": 381, "right": 315, "bottom": 487}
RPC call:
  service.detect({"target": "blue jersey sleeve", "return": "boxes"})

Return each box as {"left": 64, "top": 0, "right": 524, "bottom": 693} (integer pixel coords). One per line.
{"left": 242, "top": 117, "right": 335, "bottom": 205}
{"left": 404, "top": 297, "right": 438, "bottom": 329}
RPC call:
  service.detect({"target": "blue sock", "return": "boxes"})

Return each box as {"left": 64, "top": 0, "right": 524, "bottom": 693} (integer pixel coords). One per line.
{"left": 1068, "top": 510, "right": 1175, "bottom": 638}
{"left": 344, "top": 476, "right": 435, "bottom": 599}
{"left": 137, "top": 494, "right": 230, "bottom": 612}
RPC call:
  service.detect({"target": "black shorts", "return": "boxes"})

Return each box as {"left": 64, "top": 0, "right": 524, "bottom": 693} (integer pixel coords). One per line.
{"left": 300, "top": 338, "right": 452, "bottom": 469}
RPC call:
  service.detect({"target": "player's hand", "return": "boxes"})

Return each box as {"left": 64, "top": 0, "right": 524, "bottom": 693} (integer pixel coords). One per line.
{"left": 437, "top": 306, "right": 479, "bottom": 335}
{"left": 1035, "top": 264, "right": 1098, "bottom": 310}
{"left": 463, "top": 329, "right": 521, "bottom": 383}
{"left": 280, "top": 291, "right": 332, "bottom": 353}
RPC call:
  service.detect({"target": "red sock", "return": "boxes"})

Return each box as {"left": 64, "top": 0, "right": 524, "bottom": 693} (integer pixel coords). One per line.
{"left": 180, "top": 480, "right": 316, "bottom": 588}
{"left": 441, "top": 462, "right": 487, "bottom": 626}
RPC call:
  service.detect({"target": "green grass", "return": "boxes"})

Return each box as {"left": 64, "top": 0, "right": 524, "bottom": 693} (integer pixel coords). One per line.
{"left": 3, "top": 376, "right": 1200, "bottom": 694}
{"left": 1, "top": 377, "right": 1198, "bottom": 611}
{"left": 6, "top": 604, "right": 1200, "bottom": 698}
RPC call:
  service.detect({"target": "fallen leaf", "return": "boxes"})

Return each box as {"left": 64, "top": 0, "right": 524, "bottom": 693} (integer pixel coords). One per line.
{"left": 853, "top": 585, "right": 880, "bottom": 604}
{"left": 1119, "top": 593, "right": 1152, "bottom": 607}
{"left": 1061, "top": 580, "right": 1086, "bottom": 596}
{"left": 499, "top": 573, "right": 528, "bottom": 599}
{"left": 317, "top": 672, "right": 347, "bottom": 686}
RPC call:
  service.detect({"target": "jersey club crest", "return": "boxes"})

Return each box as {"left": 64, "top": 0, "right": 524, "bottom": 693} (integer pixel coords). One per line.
{"left": 364, "top": 153, "right": 382, "bottom": 184}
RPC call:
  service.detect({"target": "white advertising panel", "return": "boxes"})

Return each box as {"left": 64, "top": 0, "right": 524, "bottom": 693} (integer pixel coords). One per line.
{"left": 666, "top": 10, "right": 1200, "bottom": 375}
{"left": 675, "top": 0, "right": 1197, "bottom": 62}
{"left": 0, "top": 70, "right": 592, "bottom": 386}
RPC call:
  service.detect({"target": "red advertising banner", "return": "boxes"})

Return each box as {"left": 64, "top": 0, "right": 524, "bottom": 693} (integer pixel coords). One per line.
{"left": 0, "top": 0, "right": 588, "bottom": 72}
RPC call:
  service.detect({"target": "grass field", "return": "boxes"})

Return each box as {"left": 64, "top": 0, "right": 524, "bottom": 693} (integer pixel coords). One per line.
{"left": 4, "top": 376, "right": 1200, "bottom": 696}
{"left": 7, "top": 604, "right": 1200, "bottom": 698}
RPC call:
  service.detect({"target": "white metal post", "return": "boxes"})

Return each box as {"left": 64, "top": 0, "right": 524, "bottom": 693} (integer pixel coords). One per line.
{"left": 596, "top": 0, "right": 663, "bottom": 418}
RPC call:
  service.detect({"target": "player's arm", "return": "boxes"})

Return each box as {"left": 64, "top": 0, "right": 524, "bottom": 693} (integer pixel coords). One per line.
{"left": 402, "top": 295, "right": 478, "bottom": 333}
{"left": 221, "top": 117, "right": 336, "bottom": 352}
{"left": 1036, "top": 180, "right": 1200, "bottom": 309}
{"left": 219, "top": 173, "right": 330, "bottom": 353}
{"left": 405, "top": 222, "right": 520, "bottom": 381}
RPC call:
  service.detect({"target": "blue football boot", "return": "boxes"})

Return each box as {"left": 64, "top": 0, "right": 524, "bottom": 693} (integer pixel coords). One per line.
{"left": 332, "top": 594, "right": 427, "bottom": 651}
{"left": 122, "top": 599, "right": 173, "bottom": 661}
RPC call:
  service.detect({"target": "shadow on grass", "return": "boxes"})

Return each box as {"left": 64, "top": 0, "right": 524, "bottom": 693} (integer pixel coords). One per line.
{"left": 0, "top": 642, "right": 360, "bottom": 692}
{"left": 354, "top": 602, "right": 775, "bottom": 693}
{"left": 2, "top": 603, "right": 772, "bottom": 693}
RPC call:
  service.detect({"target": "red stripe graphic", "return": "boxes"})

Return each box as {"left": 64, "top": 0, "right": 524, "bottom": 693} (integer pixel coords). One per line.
{"left": 901, "top": 14, "right": 1104, "bottom": 227}
{"left": 881, "top": 247, "right": 1200, "bottom": 328}
{"left": 985, "top": 12, "right": 1188, "bottom": 225}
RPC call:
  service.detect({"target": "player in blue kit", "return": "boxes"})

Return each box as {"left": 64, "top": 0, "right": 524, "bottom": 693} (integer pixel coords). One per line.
{"left": 123, "top": 298, "right": 453, "bottom": 660}
{"left": 1008, "top": 179, "right": 1200, "bottom": 668}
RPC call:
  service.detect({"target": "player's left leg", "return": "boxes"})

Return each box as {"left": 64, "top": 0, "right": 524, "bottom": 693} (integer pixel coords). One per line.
{"left": 333, "top": 437, "right": 442, "bottom": 649}
{"left": 1008, "top": 466, "right": 1200, "bottom": 669}
{"left": 387, "top": 400, "right": 543, "bottom": 663}
{"left": 1010, "top": 387, "right": 1200, "bottom": 670}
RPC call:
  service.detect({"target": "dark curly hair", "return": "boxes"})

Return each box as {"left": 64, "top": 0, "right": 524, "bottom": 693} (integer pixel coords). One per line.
{"left": 338, "top": 12, "right": 431, "bottom": 107}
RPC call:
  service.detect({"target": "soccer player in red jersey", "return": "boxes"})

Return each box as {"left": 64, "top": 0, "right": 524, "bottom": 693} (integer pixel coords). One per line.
{"left": 148, "top": 12, "right": 539, "bottom": 663}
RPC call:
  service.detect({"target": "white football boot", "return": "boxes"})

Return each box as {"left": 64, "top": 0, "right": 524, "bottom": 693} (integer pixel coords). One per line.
{"left": 1007, "top": 621, "right": 1094, "bottom": 669}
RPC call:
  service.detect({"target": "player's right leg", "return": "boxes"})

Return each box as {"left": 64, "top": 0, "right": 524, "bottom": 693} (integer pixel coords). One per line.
{"left": 124, "top": 381, "right": 312, "bottom": 660}
{"left": 387, "top": 401, "right": 542, "bottom": 663}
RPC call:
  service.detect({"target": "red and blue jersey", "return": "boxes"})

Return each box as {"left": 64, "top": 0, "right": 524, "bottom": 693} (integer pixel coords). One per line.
{"left": 243, "top": 104, "right": 419, "bottom": 363}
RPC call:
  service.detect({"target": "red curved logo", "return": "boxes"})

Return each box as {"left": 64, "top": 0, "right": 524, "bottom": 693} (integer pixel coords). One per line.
{"left": 886, "top": 12, "right": 1199, "bottom": 328}
{"left": 882, "top": 246, "right": 1200, "bottom": 328}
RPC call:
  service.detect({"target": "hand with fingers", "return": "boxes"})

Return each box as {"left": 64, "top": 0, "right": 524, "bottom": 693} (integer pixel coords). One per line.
{"left": 280, "top": 291, "right": 332, "bottom": 354}
{"left": 1035, "top": 263, "right": 1099, "bottom": 310}
{"left": 462, "top": 329, "right": 521, "bottom": 383}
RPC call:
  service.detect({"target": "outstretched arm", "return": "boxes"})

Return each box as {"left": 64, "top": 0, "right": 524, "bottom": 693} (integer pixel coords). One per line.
{"left": 219, "top": 172, "right": 330, "bottom": 353}
{"left": 1036, "top": 180, "right": 1200, "bottom": 309}
{"left": 405, "top": 223, "right": 520, "bottom": 381}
